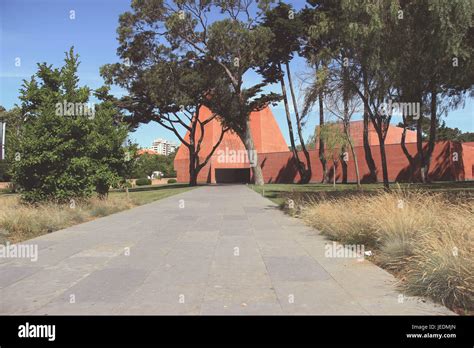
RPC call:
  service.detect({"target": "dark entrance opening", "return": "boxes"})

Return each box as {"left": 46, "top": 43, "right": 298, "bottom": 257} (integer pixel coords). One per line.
{"left": 215, "top": 168, "right": 251, "bottom": 184}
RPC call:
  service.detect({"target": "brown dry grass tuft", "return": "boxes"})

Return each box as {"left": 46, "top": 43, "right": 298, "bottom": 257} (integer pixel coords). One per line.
{"left": 299, "top": 188, "right": 474, "bottom": 313}
{"left": 0, "top": 195, "right": 135, "bottom": 244}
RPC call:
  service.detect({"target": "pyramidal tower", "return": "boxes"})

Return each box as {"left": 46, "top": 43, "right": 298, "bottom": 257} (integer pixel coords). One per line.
{"left": 174, "top": 105, "right": 288, "bottom": 183}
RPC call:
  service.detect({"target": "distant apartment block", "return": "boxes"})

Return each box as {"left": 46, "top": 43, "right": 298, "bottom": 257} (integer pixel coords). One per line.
{"left": 151, "top": 138, "right": 177, "bottom": 156}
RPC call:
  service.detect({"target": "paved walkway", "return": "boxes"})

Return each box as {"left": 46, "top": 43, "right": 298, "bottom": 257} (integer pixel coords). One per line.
{"left": 0, "top": 185, "right": 452, "bottom": 315}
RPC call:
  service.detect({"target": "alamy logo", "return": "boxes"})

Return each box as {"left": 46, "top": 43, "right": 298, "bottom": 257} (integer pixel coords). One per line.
{"left": 18, "top": 322, "right": 56, "bottom": 341}
{"left": 379, "top": 100, "right": 420, "bottom": 120}
{"left": 0, "top": 242, "right": 38, "bottom": 262}
{"left": 325, "top": 242, "right": 365, "bottom": 260}
{"left": 216, "top": 147, "right": 257, "bottom": 167}
{"left": 55, "top": 100, "right": 95, "bottom": 118}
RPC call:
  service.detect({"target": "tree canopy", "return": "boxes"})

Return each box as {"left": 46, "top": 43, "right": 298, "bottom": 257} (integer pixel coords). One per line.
{"left": 11, "top": 48, "right": 129, "bottom": 203}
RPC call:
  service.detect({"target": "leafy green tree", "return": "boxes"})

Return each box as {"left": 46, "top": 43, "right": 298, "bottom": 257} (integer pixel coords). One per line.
{"left": 425, "top": 120, "right": 474, "bottom": 143}
{"left": 164, "top": 0, "right": 280, "bottom": 185}
{"left": 458, "top": 132, "right": 474, "bottom": 142}
{"left": 12, "top": 48, "right": 129, "bottom": 202}
{"left": 163, "top": 150, "right": 177, "bottom": 177}
{"left": 317, "top": 122, "right": 348, "bottom": 188}
{"left": 303, "top": 0, "right": 472, "bottom": 187}
{"left": 392, "top": 0, "right": 474, "bottom": 182}
{"left": 120, "top": 142, "right": 139, "bottom": 199}
{"left": 301, "top": 1, "right": 341, "bottom": 184}
{"left": 0, "top": 106, "right": 23, "bottom": 182}
{"left": 305, "top": 0, "right": 400, "bottom": 189}
{"left": 324, "top": 65, "right": 362, "bottom": 188}
{"left": 0, "top": 161, "right": 8, "bottom": 182}
{"left": 103, "top": 0, "right": 280, "bottom": 185}
{"left": 132, "top": 153, "right": 173, "bottom": 179}
{"left": 398, "top": 118, "right": 474, "bottom": 144}
{"left": 88, "top": 87, "right": 130, "bottom": 198}
{"left": 258, "top": 3, "right": 311, "bottom": 183}
{"left": 301, "top": 63, "right": 331, "bottom": 183}
{"left": 101, "top": 14, "right": 230, "bottom": 186}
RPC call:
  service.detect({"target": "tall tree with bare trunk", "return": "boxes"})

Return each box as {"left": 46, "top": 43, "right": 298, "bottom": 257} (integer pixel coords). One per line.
{"left": 324, "top": 64, "right": 362, "bottom": 188}
{"left": 258, "top": 3, "right": 311, "bottom": 183}
{"left": 103, "top": 0, "right": 282, "bottom": 186}
{"left": 101, "top": 57, "right": 229, "bottom": 187}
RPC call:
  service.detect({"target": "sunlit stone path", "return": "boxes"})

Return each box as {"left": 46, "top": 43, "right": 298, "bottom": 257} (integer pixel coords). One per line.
{"left": 0, "top": 185, "right": 452, "bottom": 315}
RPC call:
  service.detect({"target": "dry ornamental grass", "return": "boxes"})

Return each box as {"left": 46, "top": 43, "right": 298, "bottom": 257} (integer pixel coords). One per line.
{"left": 299, "top": 189, "right": 473, "bottom": 313}
{"left": 0, "top": 195, "right": 135, "bottom": 244}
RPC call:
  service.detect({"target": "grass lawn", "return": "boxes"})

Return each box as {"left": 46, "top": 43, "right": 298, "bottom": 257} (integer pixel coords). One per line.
{"left": 250, "top": 181, "right": 474, "bottom": 205}
{"left": 0, "top": 184, "right": 194, "bottom": 244}
{"left": 111, "top": 183, "right": 194, "bottom": 205}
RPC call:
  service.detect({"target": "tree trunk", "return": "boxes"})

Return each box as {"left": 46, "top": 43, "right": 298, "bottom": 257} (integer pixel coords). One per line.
{"left": 349, "top": 140, "right": 361, "bottom": 188}
{"left": 400, "top": 125, "right": 415, "bottom": 182}
{"left": 345, "top": 124, "right": 361, "bottom": 188}
{"left": 341, "top": 74, "right": 349, "bottom": 185}
{"left": 240, "top": 122, "right": 264, "bottom": 185}
{"left": 362, "top": 72, "right": 377, "bottom": 182}
{"left": 424, "top": 89, "right": 437, "bottom": 182}
{"left": 184, "top": 110, "right": 228, "bottom": 187}
{"left": 341, "top": 144, "right": 348, "bottom": 183}
{"left": 279, "top": 63, "right": 305, "bottom": 182}
{"left": 377, "top": 131, "right": 390, "bottom": 190}
{"left": 318, "top": 91, "right": 327, "bottom": 183}
{"left": 286, "top": 61, "right": 311, "bottom": 183}
{"left": 333, "top": 161, "right": 336, "bottom": 188}
{"left": 189, "top": 170, "right": 198, "bottom": 186}
{"left": 188, "top": 147, "right": 198, "bottom": 187}
{"left": 416, "top": 114, "right": 426, "bottom": 183}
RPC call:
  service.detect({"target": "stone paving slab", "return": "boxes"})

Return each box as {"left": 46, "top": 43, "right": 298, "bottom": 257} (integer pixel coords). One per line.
{"left": 0, "top": 185, "right": 453, "bottom": 315}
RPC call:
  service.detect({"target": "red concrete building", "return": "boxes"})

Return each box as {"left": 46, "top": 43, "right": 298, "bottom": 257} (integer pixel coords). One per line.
{"left": 174, "top": 105, "right": 288, "bottom": 183}
{"left": 314, "top": 120, "right": 417, "bottom": 147}
{"left": 174, "top": 106, "right": 474, "bottom": 183}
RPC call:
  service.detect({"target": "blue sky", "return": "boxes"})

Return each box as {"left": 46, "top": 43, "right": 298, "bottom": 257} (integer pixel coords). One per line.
{"left": 1, "top": 0, "right": 472, "bottom": 149}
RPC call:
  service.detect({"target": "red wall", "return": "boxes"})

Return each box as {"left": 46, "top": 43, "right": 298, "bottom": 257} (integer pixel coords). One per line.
{"left": 257, "top": 141, "right": 474, "bottom": 183}
{"left": 314, "top": 121, "right": 417, "bottom": 148}
{"left": 176, "top": 141, "right": 474, "bottom": 183}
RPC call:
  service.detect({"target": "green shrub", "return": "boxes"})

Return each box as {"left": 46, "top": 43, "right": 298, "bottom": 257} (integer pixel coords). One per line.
{"left": 136, "top": 177, "right": 152, "bottom": 186}
{"left": 167, "top": 178, "right": 177, "bottom": 184}
{"left": 11, "top": 48, "right": 128, "bottom": 204}
{"left": 0, "top": 160, "right": 11, "bottom": 182}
